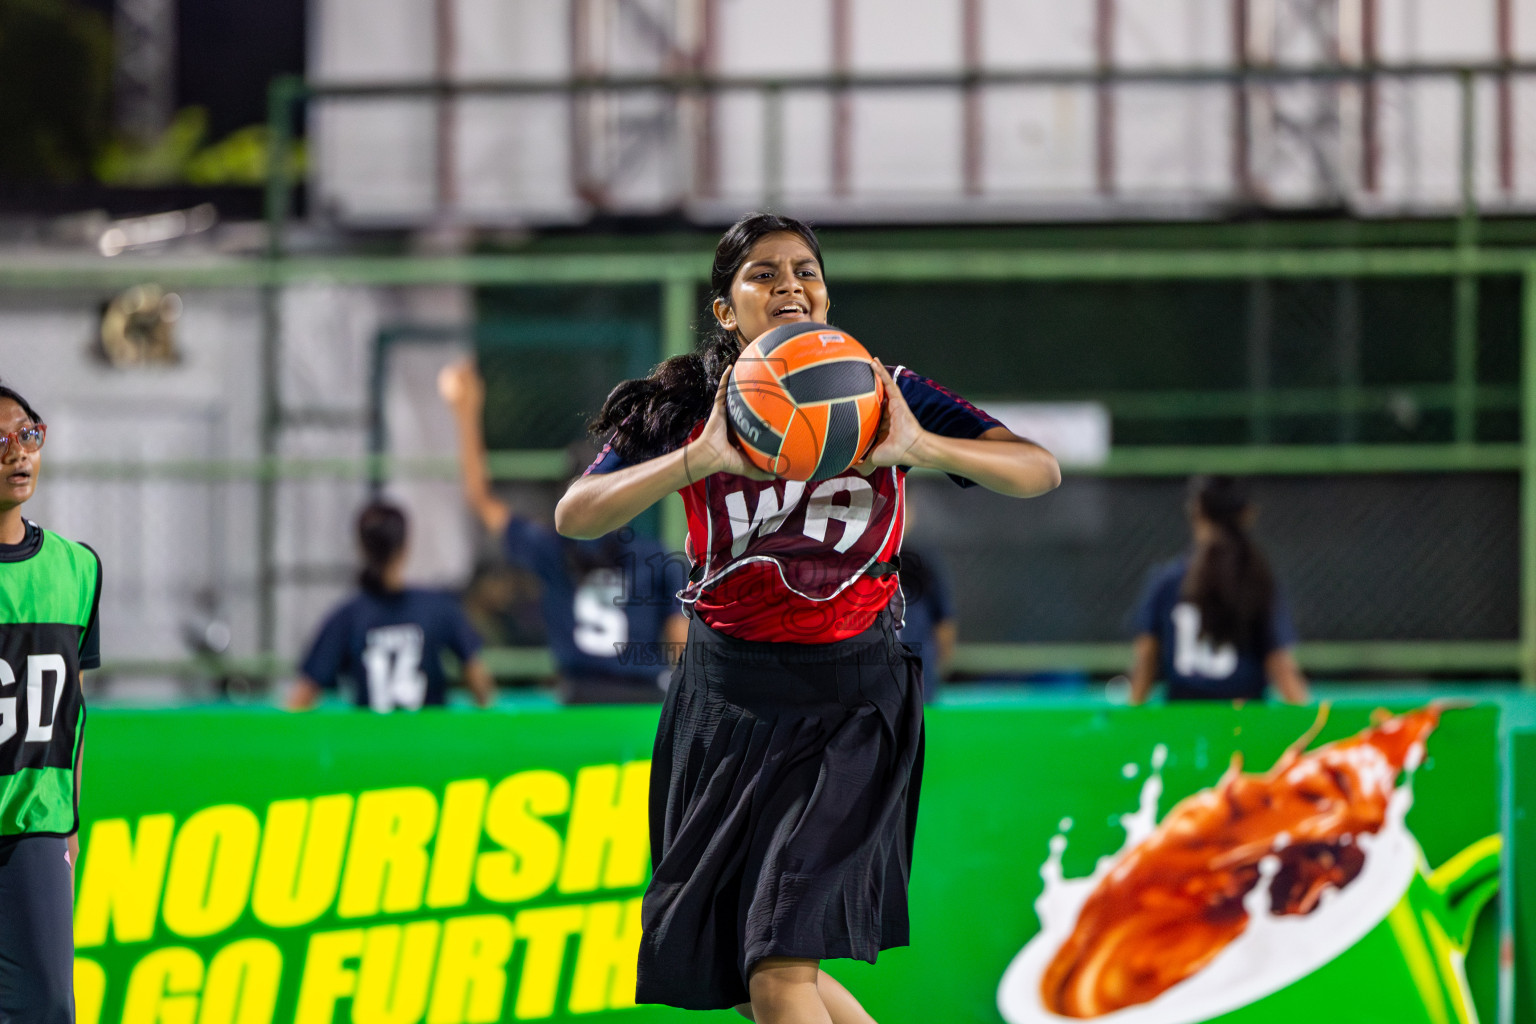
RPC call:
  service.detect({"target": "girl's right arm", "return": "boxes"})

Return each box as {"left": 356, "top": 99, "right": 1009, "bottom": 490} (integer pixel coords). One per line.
{"left": 555, "top": 447, "right": 694, "bottom": 539}
{"left": 555, "top": 373, "right": 770, "bottom": 539}
{"left": 1127, "top": 634, "right": 1159, "bottom": 705}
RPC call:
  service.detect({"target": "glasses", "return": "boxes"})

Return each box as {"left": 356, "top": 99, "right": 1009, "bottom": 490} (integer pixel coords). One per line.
{"left": 0, "top": 425, "right": 45, "bottom": 456}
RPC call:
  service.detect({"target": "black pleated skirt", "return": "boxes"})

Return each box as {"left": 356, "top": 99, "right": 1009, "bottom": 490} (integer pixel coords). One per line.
{"left": 636, "top": 610, "right": 925, "bottom": 1010}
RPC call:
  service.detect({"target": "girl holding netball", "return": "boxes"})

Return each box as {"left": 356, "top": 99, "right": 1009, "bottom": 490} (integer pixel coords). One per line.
{"left": 557, "top": 214, "right": 1059, "bottom": 1023}
{"left": 0, "top": 382, "right": 102, "bottom": 1023}
{"left": 1127, "top": 475, "right": 1310, "bottom": 704}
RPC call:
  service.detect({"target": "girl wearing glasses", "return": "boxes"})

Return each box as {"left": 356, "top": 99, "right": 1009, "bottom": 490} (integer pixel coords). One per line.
{"left": 0, "top": 382, "right": 103, "bottom": 1024}
{"left": 556, "top": 214, "right": 1060, "bottom": 1023}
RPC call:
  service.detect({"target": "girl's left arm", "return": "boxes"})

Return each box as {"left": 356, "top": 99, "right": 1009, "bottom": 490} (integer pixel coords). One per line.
{"left": 909, "top": 425, "right": 1061, "bottom": 497}
{"left": 860, "top": 360, "right": 1061, "bottom": 498}
{"left": 1264, "top": 649, "right": 1312, "bottom": 705}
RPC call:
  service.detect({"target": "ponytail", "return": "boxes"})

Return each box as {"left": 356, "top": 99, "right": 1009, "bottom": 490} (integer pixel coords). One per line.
{"left": 585, "top": 335, "right": 735, "bottom": 463}
{"left": 587, "top": 212, "right": 825, "bottom": 462}
{"left": 1181, "top": 476, "right": 1274, "bottom": 649}
{"left": 356, "top": 501, "right": 408, "bottom": 594}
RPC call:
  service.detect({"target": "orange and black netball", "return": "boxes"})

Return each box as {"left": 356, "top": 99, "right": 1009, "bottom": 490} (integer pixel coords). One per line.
{"left": 725, "top": 322, "right": 885, "bottom": 481}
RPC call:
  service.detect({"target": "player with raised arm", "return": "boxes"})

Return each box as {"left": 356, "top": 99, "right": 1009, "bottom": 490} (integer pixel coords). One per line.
{"left": 557, "top": 213, "right": 1060, "bottom": 1024}
{"left": 440, "top": 360, "right": 688, "bottom": 703}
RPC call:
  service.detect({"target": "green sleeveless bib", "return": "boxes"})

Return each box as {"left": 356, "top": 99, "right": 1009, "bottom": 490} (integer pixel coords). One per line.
{"left": 0, "top": 528, "right": 100, "bottom": 835}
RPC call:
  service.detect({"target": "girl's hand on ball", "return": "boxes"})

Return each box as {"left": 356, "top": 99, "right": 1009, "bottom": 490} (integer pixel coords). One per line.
{"left": 858, "top": 359, "right": 927, "bottom": 470}
{"left": 691, "top": 372, "right": 775, "bottom": 481}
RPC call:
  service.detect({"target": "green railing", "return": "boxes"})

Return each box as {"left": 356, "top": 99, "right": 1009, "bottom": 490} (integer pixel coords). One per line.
{"left": 8, "top": 243, "right": 1536, "bottom": 685}
{"left": 9, "top": 59, "right": 1536, "bottom": 685}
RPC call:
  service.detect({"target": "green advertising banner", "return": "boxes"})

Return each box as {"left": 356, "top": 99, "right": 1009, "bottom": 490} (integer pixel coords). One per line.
{"left": 1513, "top": 727, "right": 1536, "bottom": 1024}
{"left": 73, "top": 701, "right": 1501, "bottom": 1024}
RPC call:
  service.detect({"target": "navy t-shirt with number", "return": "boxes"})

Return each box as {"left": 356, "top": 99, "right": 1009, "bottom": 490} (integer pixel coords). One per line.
{"left": 301, "top": 588, "right": 482, "bottom": 711}
{"left": 1132, "top": 557, "right": 1298, "bottom": 701}
{"left": 502, "top": 518, "right": 686, "bottom": 683}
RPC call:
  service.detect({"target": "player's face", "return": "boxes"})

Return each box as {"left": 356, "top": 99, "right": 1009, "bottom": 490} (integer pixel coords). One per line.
{"left": 714, "top": 232, "right": 830, "bottom": 346}
{"left": 0, "top": 400, "right": 38, "bottom": 510}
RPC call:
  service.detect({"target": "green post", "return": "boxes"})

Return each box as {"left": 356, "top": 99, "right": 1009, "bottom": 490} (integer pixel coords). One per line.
{"left": 1522, "top": 266, "right": 1536, "bottom": 689}
{"left": 1246, "top": 277, "right": 1272, "bottom": 444}
{"left": 660, "top": 273, "right": 699, "bottom": 554}
{"left": 257, "top": 76, "right": 302, "bottom": 657}
{"left": 263, "top": 76, "right": 301, "bottom": 259}
{"left": 1336, "top": 278, "right": 1362, "bottom": 443}
{"left": 1454, "top": 69, "right": 1480, "bottom": 445}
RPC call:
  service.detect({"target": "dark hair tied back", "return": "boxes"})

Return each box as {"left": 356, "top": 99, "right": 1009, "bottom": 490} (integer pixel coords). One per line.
{"left": 1182, "top": 475, "right": 1275, "bottom": 650}
{"left": 0, "top": 382, "right": 42, "bottom": 425}
{"left": 1191, "top": 474, "right": 1250, "bottom": 533}
{"left": 357, "top": 501, "right": 408, "bottom": 594}
{"left": 587, "top": 213, "right": 825, "bottom": 462}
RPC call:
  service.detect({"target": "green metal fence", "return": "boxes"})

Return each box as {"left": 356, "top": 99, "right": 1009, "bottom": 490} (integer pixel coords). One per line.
{"left": 9, "top": 58, "right": 1536, "bottom": 687}
{"left": 6, "top": 240, "right": 1536, "bottom": 685}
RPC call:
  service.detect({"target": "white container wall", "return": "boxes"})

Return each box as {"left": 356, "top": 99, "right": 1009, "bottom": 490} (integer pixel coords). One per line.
{"left": 309, "top": 0, "right": 1536, "bottom": 224}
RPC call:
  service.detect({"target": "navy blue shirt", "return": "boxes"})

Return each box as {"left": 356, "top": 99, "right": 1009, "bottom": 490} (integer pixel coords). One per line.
{"left": 1132, "top": 557, "right": 1298, "bottom": 701}
{"left": 503, "top": 518, "right": 686, "bottom": 683}
{"left": 301, "top": 589, "right": 482, "bottom": 711}
{"left": 896, "top": 545, "right": 956, "bottom": 702}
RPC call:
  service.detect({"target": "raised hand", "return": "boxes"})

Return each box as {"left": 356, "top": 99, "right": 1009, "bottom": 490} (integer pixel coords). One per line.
{"left": 437, "top": 359, "right": 485, "bottom": 417}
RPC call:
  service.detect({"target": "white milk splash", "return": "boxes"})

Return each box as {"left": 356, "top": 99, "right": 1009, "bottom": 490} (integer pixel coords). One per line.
{"left": 997, "top": 739, "right": 1426, "bottom": 1024}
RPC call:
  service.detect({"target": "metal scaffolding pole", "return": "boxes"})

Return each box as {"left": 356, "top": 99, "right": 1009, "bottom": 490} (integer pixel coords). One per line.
{"left": 1095, "top": 0, "right": 1116, "bottom": 196}
{"left": 434, "top": 0, "right": 459, "bottom": 215}
{"left": 113, "top": 0, "right": 176, "bottom": 144}
{"left": 1455, "top": 69, "right": 1482, "bottom": 445}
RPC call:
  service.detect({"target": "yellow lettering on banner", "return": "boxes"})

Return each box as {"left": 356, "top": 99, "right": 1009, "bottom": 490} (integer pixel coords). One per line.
{"left": 338, "top": 788, "right": 438, "bottom": 918}
{"left": 293, "top": 929, "right": 362, "bottom": 1024}
{"left": 426, "top": 779, "right": 488, "bottom": 910}
{"left": 75, "top": 814, "right": 176, "bottom": 947}
{"left": 425, "top": 915, "right": 514, "bottom": 1024}
{"left": 557, "top": 762, "right": 650, "bottom": 894}
{"left": 475, "top": 771, "right": 568, "bottom": 905}
{"left": 510, "top": 906, "right": 585, "bottom": 1020}
{"left": 163, "top": 805, "right": 261, "bottom": 938}
{"left": 354, "top": 922, "right": 441, "bottom": 1024}
{"left": 253, "top": 795, "right": 354, "bottom": 928}
{"left": 122, "top": 947, "right": 203, "bottom": 1024}
{"left": 198, "top": 939, "right": 282, "bottom": 1024}
{"left": 567, "top": 899, "right": 643, "bottom": 1013}
{"left": 73, "top": 958, "right": 106, "bottom": 1024}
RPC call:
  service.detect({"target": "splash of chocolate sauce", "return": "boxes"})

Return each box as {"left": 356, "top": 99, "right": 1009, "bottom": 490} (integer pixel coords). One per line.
{"left": 1040, "top": 708, "right": 1440, "bottom": 1018}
